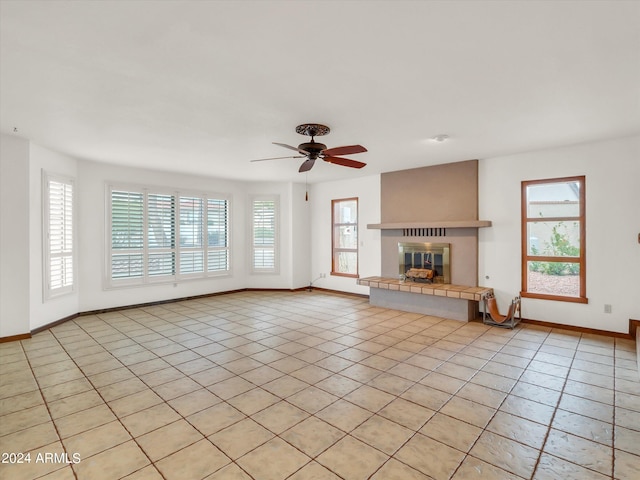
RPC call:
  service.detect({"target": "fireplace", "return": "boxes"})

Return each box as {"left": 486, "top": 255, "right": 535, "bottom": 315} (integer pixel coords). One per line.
{"left": 398, "top": 242, "right": 450, "bottom": 284}
{"left": 364, "top": 228, "right": 487, "bottom": 322}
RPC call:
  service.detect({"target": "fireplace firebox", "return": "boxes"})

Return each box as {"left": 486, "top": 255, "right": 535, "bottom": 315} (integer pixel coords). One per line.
{"left": 398, "top": 242, "right": 450, "bottom": 284}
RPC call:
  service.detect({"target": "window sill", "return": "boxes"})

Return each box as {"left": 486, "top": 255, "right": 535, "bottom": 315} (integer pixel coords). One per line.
{"left": 521, "top": 292, "right": 588, "bottom": 304}
{"left": 105, "top": 272, "right": 231, "bottom": 290}
{"left": 45, "top": 288, "right": 75, "bottom": 301}
{"left": 331, "top": 272, "right": 359, "bottom": 279}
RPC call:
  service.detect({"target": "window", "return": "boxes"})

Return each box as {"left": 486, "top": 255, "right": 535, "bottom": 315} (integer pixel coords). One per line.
{"left": 332, "top": 197, "right": 358, "bottom": 277}
{"left": 108, "top": 185, "right": 230, "bottom": 286}
{"left": 251, "top": 196, "right": 278, "bottom": 273}
{"left": 179, "top": 196, "right": 204, "bottom": 275}
{"left": 111, "top": 189, "right": 144, "bottom": 281}
{"left": 148, "top": 193, "right": 176, "bottom": 277}
{"left": 521, "top": 176, "right": 586, "bottom": 303}
{"left": 44, "top": 173, "right": 74, "bottom": 299}
{"left": 207, "top": 198, "right": 229, "bottom": 272}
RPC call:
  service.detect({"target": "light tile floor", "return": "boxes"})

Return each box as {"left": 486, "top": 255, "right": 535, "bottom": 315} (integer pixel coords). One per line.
{"left": 1, "top": 290, "right": 639, "bottom": 480}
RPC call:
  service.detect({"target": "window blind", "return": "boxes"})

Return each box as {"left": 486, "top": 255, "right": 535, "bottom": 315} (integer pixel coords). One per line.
{"left": 148, "top": 193, "right": 175, "bottom": 277}
{"left": 111, "top": 190, "right": 144, "bottom": 279}
{"left": 45, "top": 176, "right": 74, "bottom": 297}
{"left": 252, "top": 198, "right": 277, "bottom": 272}
{"left": 207, "top": 198, "right": 229, "bottom": 272}
{"left": 108, "top": 186, "right": 230, "bottom": 286}
{"left": 179, "top": 196, "right": 204, "bottom": 274}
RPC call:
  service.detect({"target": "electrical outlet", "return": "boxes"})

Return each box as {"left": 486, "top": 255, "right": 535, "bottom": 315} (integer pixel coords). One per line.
{"left": 320, "top": 273, "right": 326, "bottom": 278}
{"left": 604, "top": 304, "right": 612, "bottom": 314}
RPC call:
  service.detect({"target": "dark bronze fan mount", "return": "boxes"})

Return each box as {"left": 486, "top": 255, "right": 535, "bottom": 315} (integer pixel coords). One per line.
{"left": 250, "top": 123, "right": 367, "bottom": 173}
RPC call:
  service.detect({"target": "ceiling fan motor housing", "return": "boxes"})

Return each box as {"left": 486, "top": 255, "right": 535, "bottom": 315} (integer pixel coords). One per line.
{"left": 299, "top": 142, "right": 326, "bottom": 160}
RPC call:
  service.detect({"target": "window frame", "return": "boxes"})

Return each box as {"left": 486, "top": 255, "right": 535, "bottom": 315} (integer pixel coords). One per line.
{"left": 331, "top": 197, "right": 359, "bottom": 278}
{"left": 106, "top": 183, "right": 231, "bottom": 288}
{"left": 521, "top": 175, "right": 587, "bottom": 303}
{"left": 250, "top": 195, "right": 279, "bottom": 274}
{"left": 43, "top": 172, "right": 75, "bottom": 300}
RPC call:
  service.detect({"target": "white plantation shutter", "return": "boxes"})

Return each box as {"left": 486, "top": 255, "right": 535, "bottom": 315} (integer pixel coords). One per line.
{"left": 207, "top": 198, "right": 229, "bottom": 272}
{"left": 179, "top": 196, "right": 204, "bottom": 274}
{"left": 251, "top": 197, "right": 278, "bottom": 272}
{"left": 108, "top": 185, "right": 230, "bottom": 287}
{"left": 111, "top": 189, "right": 144, "bottom": 280}
{"left": 45, "top": 174, "right": 74, "bottom": 298}
{"left": 148, "top": 193, "right": 176, "bottom": 277}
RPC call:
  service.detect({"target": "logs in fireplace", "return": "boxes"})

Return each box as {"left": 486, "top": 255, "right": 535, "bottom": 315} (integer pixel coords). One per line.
{"left": 399, "top": 242, "right": 450, "bottom": 284}
{"left": 405, "top": 268, "right": 436, "bottom": 282}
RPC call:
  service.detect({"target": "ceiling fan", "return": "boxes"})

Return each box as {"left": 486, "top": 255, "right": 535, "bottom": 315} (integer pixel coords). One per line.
{"left": 250, "top": 123, "right": 367, "bottom": 173}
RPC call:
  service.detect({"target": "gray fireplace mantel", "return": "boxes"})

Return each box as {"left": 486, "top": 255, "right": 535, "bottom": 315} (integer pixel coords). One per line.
{"left": 367, "top": 220, "right": 491, "bottom": 229}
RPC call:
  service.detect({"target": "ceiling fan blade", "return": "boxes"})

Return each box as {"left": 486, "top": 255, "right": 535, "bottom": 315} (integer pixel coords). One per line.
{"left": 298, "top": 159, "right": 315, "bottom": 172}
{"left": 273, "top": 142, "right": 310, "bottom": 155}
{"left": 323, "top": 156, "right": 367, "bottom": 169}
{"left": 250, "top": 155, "right": 304, "bottom": 162}
{"left": 322, "top": 145, "right": 367, "bottom": 156}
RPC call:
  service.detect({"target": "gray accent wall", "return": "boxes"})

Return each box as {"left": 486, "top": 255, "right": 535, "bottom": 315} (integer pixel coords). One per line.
{"left": 379, "top": 160, "right": 480, "bottom": 287}
{"left": 381, "top": 159, "right": 478, "bottom": 223}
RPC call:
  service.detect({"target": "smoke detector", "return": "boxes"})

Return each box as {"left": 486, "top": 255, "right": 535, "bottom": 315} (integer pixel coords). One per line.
{"left": 430, "top": 134, "right": 450, "bottom": 142}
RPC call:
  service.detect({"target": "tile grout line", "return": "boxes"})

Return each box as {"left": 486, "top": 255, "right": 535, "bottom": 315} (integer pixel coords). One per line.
{"left": 48, "top": 321, "right": 170, "bottom": 480}
{"left": 529, "top": 332, "right": 589, "bottom": 480}
{"left": 265, "top": 303, "right": 485, "bottom": 478}
{"left": 4, "top": 291, "right": 635, "bottom": 480}
{"left": 287, "top": 306, "right": 468, "bottom": 479}
{"left": 447, "top": 324, "right": 546, "bottom": 480}
{"left": 521, "top": 328, "right": 568, "bottom": 480}
{"left": 274, "top": 308, "right": 453, "bottom": 478}
{"left": 55, "top": 304, "right": 261, "bottom": 477}
{"left": 0, "top": 316, "right": 564, "bottom": 480}
{"left": 73, "top": 304, "right": 289, "bottom": 479}
{"left": 611, "top": 339, "right": 617, "bottom": 480}
{"left": 363, "top": 321, "right": 516, "bottom": 478}
{"left": 69, "top": 296, "right": 375, "bottom": 479}
{"left": 20, "top": 334, "right": 80, "bottom": 480}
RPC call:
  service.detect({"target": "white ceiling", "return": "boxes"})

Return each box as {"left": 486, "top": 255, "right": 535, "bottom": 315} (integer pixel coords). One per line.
{"left": 1, "top": 0, "right": 639, "bottom": 184}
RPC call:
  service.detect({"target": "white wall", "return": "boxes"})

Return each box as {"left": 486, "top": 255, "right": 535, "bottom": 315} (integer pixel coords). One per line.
{"left": 479, "top": 135, "right": 640, "bottom": 334}
{"left": 310, "top": 174, "right": 381, "bottom": 295}
{"left": 28, "top": 143, "right": 79, "bottom": 330}
{"left": 0, "top": 134, "right": 30, "bottom": 337}
{"left": 290, "top": 183, "right": 311, "bottom": 289}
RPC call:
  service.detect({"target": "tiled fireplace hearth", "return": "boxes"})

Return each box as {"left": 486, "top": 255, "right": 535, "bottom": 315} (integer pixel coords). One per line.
{"left": 357, "top": 276, "right": 493, "bottom": 322}
{"left": 357, "top": 277, "right": 491, "bottom": 301}
{"left": 356, "top": 277, "right": 491, "bottom": 322}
